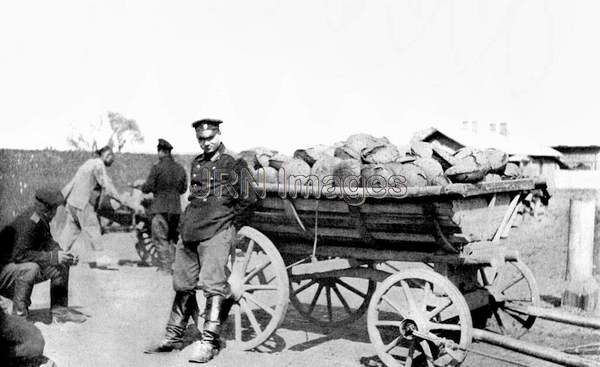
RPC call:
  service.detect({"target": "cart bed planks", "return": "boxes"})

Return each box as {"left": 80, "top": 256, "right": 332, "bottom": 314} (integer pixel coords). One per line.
{"left": 249, "top": 178, "right": 544, "bottom": 254}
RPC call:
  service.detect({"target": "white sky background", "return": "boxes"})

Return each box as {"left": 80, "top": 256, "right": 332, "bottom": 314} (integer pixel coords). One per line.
{"left": 1, "top": 0, "right": 599, "bottom": 154}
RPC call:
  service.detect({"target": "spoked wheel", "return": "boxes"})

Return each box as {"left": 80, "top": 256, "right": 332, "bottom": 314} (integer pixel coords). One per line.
{"left": 224, "top": 226, "right": 289, "bottom": 351}
{"left": 135, "top": 221, "right": 159, "bottom": 266}
{"left": 368, "top": 268, "right": 472, "bottom": 367}
{"left": 477, "top": 259, "right": 540, "bottom": 338}
{"left": 289, "top": 262, "right": 376, "bottom": 329}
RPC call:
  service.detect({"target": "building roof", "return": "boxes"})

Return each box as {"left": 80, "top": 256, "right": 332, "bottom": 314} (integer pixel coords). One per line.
{"left": 552, "top": 145, "right": 600, "bottom": 150}
{"left": 415, "top": 126, "right": 563, "bottom": 158}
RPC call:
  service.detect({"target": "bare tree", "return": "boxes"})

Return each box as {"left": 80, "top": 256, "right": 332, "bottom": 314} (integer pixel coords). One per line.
{"left": 66, "top": 112, "right": 144, "bottom": 152}
{"left": 107, "top": 112, "right": 144, "bottom": 152}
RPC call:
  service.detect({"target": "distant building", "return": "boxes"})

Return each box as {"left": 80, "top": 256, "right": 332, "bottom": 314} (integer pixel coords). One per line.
{"left": 414, "top": 122, "right": 567, "bottom": 178}
{"left": 552, "top": 145, "right": 600, "bottom": 170}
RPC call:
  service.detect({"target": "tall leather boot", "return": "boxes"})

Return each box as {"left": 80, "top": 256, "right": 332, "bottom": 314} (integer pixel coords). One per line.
{"left": 12, "top": 279, "right": 35, "bottom": 318}
{"left": 145, "top": 291, "right": 199, "bottom": 354}
{"left": 219, "top": 297, "right": 235, "bottom": 325}
{"left": 50, "top": 266, "right": 85, "bottom": 324}
{"left": 189, "top": 295, "right": 225, "bottom": 363}
{"left": 50, "top": 267, "right": 69, "bottom": 309}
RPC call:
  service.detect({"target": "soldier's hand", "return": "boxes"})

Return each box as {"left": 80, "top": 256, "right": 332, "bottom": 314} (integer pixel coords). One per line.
{"left": 71, "top": 254, "right": 80, "bottom": 266}
{"left": 57, "top": 251, "right": 75, "bottom": 265}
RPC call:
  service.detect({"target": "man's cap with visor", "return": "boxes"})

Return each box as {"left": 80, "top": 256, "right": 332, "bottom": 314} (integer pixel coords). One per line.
{"left": 192, "top": 119, "right": 222, "bottom": 138}
{"left": 157, "top": 138, "right": 173, "bottom": 151}
{"left": 35, "top": 187, "right": 65, "bottom": 208}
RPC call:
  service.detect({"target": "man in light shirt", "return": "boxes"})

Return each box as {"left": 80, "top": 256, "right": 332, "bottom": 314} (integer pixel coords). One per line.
{"left": 60, "top": 145, "right": 122, "bottom": 261}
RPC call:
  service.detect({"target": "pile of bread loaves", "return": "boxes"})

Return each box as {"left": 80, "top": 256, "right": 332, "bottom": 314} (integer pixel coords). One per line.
{"left": 238, "top": 133, "right": 523, "bottom": 188}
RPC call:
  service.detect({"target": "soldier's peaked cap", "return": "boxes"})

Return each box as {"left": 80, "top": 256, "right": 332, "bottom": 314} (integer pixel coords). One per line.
{"left": 35, "top": 186, "right": 64, "bottom": 208}
{"left": 157, "top": 138, "right": 173, "bottom": 151}
{"left": 192, "top": 119, "right": 222, "bottom": 130}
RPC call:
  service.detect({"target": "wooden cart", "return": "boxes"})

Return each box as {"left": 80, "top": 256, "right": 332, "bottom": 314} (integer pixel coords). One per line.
{"left": 95, "top": 194, "right": 160, "bottom": 267}
{"left": 222, "top": 178, "right": 548, "bottom": 366}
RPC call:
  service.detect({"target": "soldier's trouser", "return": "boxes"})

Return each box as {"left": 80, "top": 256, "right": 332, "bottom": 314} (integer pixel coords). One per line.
{"left": 0, "top": 263, "right": 41, "bottom": 315}
{"left": 1, "top": 262, "right": 69, "bottom": 315}
{"left": 60, "top": 204, "right": 103, "bottom": 253}
{"left": 0, "top": 263, "right": 40, "bottom": 301}
{"left": 151, "top": 213, "right": 180, "bottom": 270}
{"left": 165, "top": 225, "right": 235, "bottom": 342}
{"left": 172, "top": 225, "right": 235, "bottom": 297}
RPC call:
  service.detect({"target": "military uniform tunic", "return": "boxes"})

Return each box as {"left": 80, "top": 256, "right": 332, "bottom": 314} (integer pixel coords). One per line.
{"left": 141, "top": 155, "right": 188, "bottom": 253}
{"left": 0, "top": 206, "right": 61, "bottom": 267}
{"left": 141, "top": 156, "right": 187, "bottom": 215}
{"left": 181, "top": 143, "right": 255, "bottom": 242}
{"left": 173, "top": 143, "right": 256, "bottom": 296}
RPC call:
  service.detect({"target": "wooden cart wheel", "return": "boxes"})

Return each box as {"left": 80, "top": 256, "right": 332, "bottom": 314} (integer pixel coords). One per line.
{"left": 367, "top": 268, "right": 472, "bottom": 367}
{"left": 477, "top": 259, "right": 540, "bottom": 338}
{"left": 135, "top": 221, "right": 159, "bottom": 266}
{"left": 224, "top": 226, "right": 289, "bottom": 351}
{"left": 289, "top": 262, "right": 376, "bottom": 329}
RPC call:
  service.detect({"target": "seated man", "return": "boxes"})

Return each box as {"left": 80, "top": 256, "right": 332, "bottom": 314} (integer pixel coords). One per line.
{"left": 0, "top": 187, "right": 85, "bottom": 323}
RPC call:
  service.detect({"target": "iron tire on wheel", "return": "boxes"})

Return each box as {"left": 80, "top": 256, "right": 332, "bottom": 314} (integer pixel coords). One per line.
{"left": 477, "top": 259, "right": 540, "bottom": 338}
{"left": 367, "top": 268, "right": 472, "bottom": 367}
{"left": 225, "top": 226, "right": 289, "bottom": 351}
{"left": 135, "top": 222, "right": 159, "bottom": 267}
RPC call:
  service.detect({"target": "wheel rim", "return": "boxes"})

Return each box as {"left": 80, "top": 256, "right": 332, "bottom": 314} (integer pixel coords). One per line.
{"left": 289, "top": 262, "right": 376, "bottom": 329}
{"left": 478, "top": 259, "right": 540, "bottom": 338}
{"left": 224, "top": 226, "right": 289, "bottom": 351}
{"left": 135, "top": 224, "right": 159, "bottom": 266}
{"left": 367, "top": 268, "right": 472, "bottom": 367}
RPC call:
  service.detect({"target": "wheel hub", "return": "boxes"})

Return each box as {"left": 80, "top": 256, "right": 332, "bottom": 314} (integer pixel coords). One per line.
{"left": 400, "top": 319, "right": 418, "bottom": 339}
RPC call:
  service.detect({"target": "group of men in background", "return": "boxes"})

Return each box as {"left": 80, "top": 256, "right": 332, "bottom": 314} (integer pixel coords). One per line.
{"left": 0, "top": 119, "right": 255, "bottom": 364}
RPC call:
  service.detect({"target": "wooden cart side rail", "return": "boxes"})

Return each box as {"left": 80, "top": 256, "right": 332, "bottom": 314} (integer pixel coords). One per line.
{"left": 277, "top": 243, "right": 519, "bottom": 265}
{"left": 253, "top": 178, "right": 544, "bottom": 200}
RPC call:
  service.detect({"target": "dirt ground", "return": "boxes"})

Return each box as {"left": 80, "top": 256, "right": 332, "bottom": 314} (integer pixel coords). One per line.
{"left": 18, "top": 192, "right": 600, "bottom": 367}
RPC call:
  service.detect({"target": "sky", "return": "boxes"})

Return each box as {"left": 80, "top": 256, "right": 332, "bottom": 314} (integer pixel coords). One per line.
{"left": 1, "top": 0, "right": 599, "bottom": 154}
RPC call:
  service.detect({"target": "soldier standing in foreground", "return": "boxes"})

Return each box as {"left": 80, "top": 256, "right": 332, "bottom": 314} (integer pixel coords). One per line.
{"left": 139, "top": 138, "right": 187, "bottom": 274}
{"left": 146, "top": 119, "right": 256, "bottom": 363}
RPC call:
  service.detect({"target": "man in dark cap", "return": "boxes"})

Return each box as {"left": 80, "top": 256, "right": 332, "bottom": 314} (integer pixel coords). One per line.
{"left": 146, "top": 119, "right": 256, "bottom": 363}
{"left": 60, "top": 145, "right": 123, "bottom": 263}
{"left": 137, "top": 138, "right": 187, "bottom": 273}
{"left": 0, "top": 187, "right": 85, "bottom": 323}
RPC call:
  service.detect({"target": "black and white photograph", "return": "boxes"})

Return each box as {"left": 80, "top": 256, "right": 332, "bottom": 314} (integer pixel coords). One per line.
{"left": 2, "top": 1, "right": 600, "bottom": 366}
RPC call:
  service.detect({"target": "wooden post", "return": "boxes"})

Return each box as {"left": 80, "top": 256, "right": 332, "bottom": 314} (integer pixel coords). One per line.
{"left": 562, "top": 197, "right": 599, "bottom": 312}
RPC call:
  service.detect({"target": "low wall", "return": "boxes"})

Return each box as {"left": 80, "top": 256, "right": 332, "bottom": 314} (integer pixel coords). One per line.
{"left": 0, "top": 149, "right": 193, "bottom": 226}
